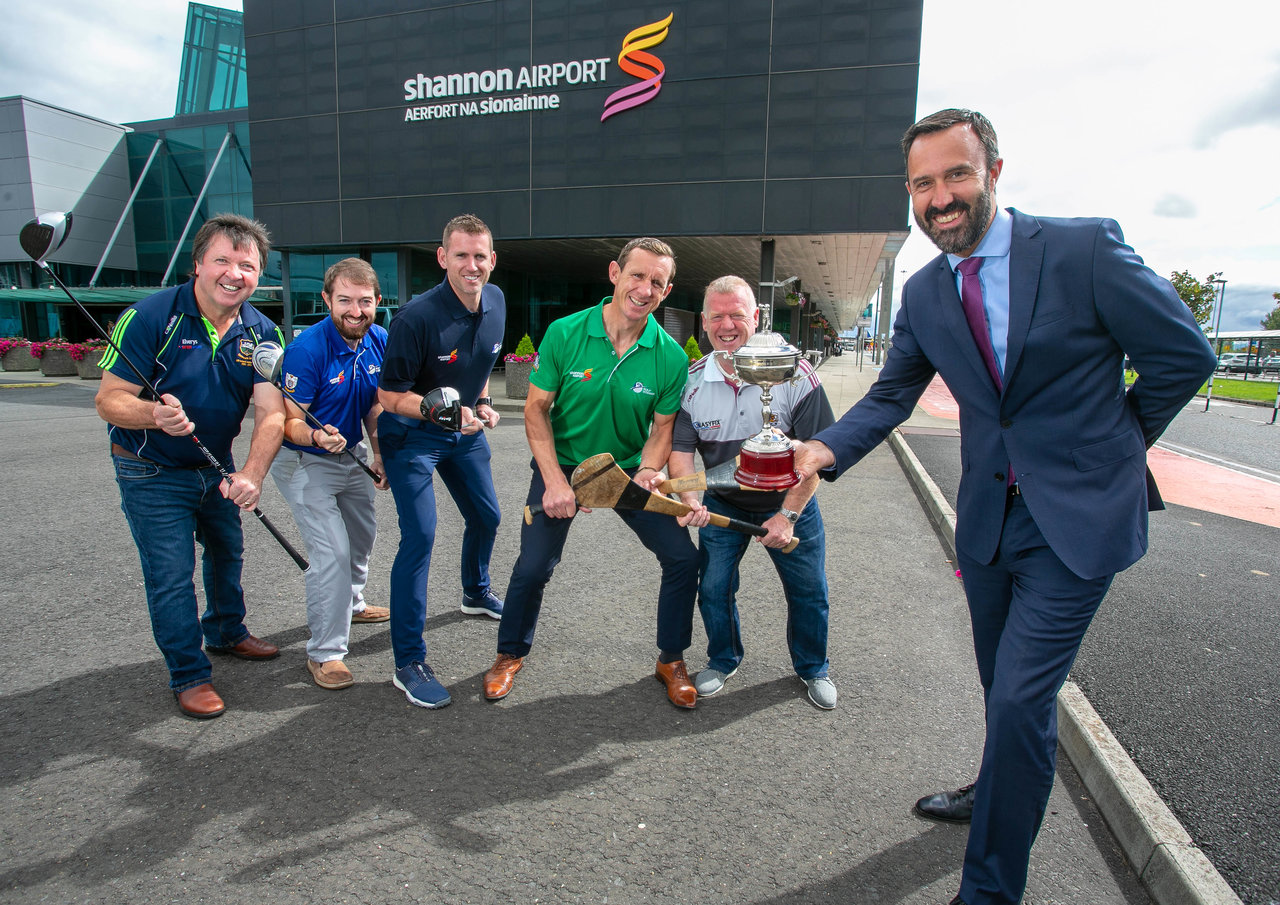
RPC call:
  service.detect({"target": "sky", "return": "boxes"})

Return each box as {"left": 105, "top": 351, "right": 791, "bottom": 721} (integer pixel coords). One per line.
{"left": 2, "top": 0, "right": 1277, "bottom": 331}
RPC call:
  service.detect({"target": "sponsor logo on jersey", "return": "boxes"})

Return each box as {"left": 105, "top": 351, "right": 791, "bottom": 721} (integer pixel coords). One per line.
{"left": 692, "top": 419, "right": 721, "bottom": 430}
{"left": 180, "top": 338, "right": 201, "bottom": 350}
{"left": 284, "top": 373, "right": 299, "bottom": 391}
{"left": 329, "top": 371, "right": 346, "bottom": 385}
{"left": 366, "top": 363, "right": 381, "bottom": 375}
{"left": 631, "top": 381, "right": 654, "bottom": 396}
{"left": 437, "top": 348, "right": 459, "bottom": 363}
{"left": 492, "top": 342, "right": 502, "bottom": 354}
{"left": 570, "top": 368, "right": 594, "bottom": 381}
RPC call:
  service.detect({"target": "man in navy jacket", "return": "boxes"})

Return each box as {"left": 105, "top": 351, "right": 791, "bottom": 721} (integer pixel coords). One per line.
{"left": 796, "top": 109, "right": 1216, "bottom": 905}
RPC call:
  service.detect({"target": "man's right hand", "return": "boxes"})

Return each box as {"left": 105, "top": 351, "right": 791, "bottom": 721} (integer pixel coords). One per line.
{"left": 153, "top": 393, "right": 194, "bottom": 436}
{"left": 541, "top": 478, "right": 584, "bottom": 518}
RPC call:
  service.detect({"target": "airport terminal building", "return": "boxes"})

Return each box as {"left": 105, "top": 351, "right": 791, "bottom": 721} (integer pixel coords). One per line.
{"left": 2, "top": 0, "right": 922, "bottom": 354}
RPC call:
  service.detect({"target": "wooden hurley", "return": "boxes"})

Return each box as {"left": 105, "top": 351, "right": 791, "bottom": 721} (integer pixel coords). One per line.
{"left": 657, "top": 455, "right": 770, "bottom": 495}
{"left": 522, "top": 452, "right": 798, "bottom": 553}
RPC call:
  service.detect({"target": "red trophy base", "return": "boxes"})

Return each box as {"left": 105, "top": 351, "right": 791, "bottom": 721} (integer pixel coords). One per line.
{"left": 735, "top": 445, "right": 800, "bottom": 490}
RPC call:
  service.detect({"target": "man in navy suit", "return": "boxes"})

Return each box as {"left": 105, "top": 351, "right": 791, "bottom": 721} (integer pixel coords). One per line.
{"left": 795, "top": 109, "right": 1215, "bottom": 905}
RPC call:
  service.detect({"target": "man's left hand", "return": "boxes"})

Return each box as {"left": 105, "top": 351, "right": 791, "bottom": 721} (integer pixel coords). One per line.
{"left": 370, "top": 454, "right": 389, "bottom": 490}
{"left": 476, "top": 404, "right": 500, "bottom": 429}
{"left": 756, "top": 513, "right": 795, "bottom": 549}
{"left": 222, "top": 471, "right": 262, "bottom": 510}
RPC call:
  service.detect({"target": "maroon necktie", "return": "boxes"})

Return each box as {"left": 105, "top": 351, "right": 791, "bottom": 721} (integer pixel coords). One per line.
{"left": 957, "top": 256, "right": 1002, "bottom": 390}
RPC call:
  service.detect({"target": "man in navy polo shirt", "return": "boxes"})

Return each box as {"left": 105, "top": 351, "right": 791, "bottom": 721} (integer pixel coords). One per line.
{"left": 95, "top": 214, "right": 287, "bottom": 720}
{"left": 270, "top": 257, "right": 391, "bottom": 691}
{"left": 377, "top": 214, "right": 506, "bottom": 709}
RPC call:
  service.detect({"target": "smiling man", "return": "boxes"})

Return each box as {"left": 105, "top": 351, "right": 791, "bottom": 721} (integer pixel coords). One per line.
{"left": 377, "top": 214, "right": 506, "bottom": 710}
{"left": 792, "top": 109, "right": 1216, "bottom": 905}
{"left": 668, "top": 276, "right": 837, "bottom": 708}
{"left": 95, "top": 214, "right": 287, "bottom": 719}
{"left": 482, "top": 238, "right": 702, "bottom": 709}
{"left": 269, "top": 258, "right": 391, "bottom": 692}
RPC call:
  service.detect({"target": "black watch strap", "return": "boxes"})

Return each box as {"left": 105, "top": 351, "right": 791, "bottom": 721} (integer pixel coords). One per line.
{"left": 476, "top": 396, "right": 493, "bottom": 408}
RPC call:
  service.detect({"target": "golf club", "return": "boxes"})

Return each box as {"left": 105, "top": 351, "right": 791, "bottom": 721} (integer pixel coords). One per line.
{"left": 19, "top": 211, "right": 308, "bottom": 571}
{"left": 251, "top": 341, "right": 381, "bottom": 483}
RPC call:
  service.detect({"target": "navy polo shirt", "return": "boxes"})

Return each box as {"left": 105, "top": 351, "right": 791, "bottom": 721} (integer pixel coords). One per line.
{"left": 281, "top": 316, "right": 387, "bottom": 454}
{"left": 103, "top": 279, "right": 284, "bottom": 468}
{"left": 379, "top": 280, "right": 505, "bottom": 405}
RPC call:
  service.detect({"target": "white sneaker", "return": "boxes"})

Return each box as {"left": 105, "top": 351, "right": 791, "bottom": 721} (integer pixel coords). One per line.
{"left": 804, "top": 676, "right": 837, "bottom": 710}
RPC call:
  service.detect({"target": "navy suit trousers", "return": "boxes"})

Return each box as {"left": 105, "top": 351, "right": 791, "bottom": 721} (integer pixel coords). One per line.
{"left": 956, "top": 495, "right": 1113, "bottom": 905}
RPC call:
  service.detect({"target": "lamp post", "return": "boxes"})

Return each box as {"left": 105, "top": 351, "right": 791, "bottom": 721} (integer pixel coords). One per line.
{"left": 1204, "top": 278, "right": 1227, "bottom": 411}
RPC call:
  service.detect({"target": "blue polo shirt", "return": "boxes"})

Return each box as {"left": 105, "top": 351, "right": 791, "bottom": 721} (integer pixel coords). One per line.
{"left": 281, "top": 316, "right": 387, "bottom": 454}
{"left": 379, "top": 280, "right": 505, "bottom": 406}
{"left": 103, "top": 279, "right": 284, "bottom": 468}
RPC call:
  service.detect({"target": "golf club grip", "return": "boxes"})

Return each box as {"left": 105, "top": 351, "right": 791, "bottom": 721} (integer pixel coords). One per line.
{"left": 251, "top": 508, "right": 309, "bottom": 570}
{"left": 294, "top": 404, "right": 380, "bottom": 483}
{"left": 704, "top": 512, "right": 800, "bottom": 553}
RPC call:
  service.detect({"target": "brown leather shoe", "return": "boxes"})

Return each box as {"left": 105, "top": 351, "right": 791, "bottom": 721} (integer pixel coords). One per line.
{"left": 307, "top": 658, "right": 354, "bottom": 690}
{"left": 176, "top": 683, "right": 225, "bottom": 719}
{"left": 351, "top": 604, "right": 390, "bottom": 623}
{"left": 483, "top": 653, "right": 524, "bottom": 701}
{"left": 655, "top": 659, "right": 697, "bottom": 709}
{"left": 208, "top": 634, "right": 280, "bottom": 660}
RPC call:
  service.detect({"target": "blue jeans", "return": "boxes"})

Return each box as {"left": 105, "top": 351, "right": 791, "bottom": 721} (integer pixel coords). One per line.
{"left": 379, "top": 414, "right": 501, "bottom": 669}
{"left": 698, "top": 494, "right": 830, "bottom": 680}
{"left": 497, "top": 461, "right": 698, "bottom": 658}
{"left": 113, "top": 455, "right": 250, "bottom": 691}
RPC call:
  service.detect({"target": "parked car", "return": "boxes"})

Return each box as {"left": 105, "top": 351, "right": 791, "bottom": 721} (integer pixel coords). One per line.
{"left": 1216, "top": 353, "right": 1262, "bottom": 375}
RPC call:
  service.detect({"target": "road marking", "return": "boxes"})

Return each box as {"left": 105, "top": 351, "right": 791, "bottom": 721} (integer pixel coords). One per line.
{"left": 1156, "top": 441, "right": 1280, "bottom": 484}
{"left": 0, "top": 382, "right": 58, "bottom": 389}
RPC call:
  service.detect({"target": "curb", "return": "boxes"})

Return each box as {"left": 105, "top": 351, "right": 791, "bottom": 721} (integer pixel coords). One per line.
{"left": 889, "top": 426, "right": 1243, "bottom": 905}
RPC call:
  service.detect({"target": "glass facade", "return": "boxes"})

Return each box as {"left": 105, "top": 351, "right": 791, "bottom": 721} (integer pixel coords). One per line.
{"left": 175, "top": 3, "right": 250, "bottom": 116}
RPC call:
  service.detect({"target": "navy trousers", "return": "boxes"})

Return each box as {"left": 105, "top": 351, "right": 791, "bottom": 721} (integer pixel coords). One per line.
{"left": 955, "top": 495, "right": 1113, "bottom": 905}
{"left": 497, "top": 461, "right": 698, "bottom": 658}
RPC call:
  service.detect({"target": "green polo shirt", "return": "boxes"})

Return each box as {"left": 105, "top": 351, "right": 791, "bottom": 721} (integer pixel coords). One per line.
{"left": 531, "top": 298, "right": 689, "bottom": 467}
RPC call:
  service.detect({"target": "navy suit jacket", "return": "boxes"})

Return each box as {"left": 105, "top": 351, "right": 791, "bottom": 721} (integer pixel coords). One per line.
{"left": 816, "top": 210, "right": 1216, "bottom": 579}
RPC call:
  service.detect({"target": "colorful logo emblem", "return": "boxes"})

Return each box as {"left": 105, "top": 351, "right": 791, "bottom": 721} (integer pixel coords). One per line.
{"left": 601, "top": 13, "right": 674, "bottom": 122}
{"left": 437, "top": 348, "right": 459, "bottom": 363}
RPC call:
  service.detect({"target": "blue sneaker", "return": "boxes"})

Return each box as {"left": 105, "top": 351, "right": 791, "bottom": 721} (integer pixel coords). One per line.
{"left": 392, "top": 661, "right": 452, "bottom": 709}
{"left": 460, "top": 589, "right": 503, "bottom": 620}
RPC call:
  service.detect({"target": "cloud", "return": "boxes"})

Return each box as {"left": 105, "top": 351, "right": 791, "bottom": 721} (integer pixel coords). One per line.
{"left": 1153, "top": 194, "right": 1197, "bottom": 218}
{"left": 1194, "top": 58, "right": 1280, "bottom": 147}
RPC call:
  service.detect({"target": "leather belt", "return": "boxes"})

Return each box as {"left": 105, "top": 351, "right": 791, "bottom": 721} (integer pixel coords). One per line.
{"left": 111, "top": 443, "right": 208, "bottom": 469}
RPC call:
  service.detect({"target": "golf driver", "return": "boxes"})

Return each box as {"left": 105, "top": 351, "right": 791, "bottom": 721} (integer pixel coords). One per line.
{"left": 19, "top": 211, "right": 308, "bottom": 571}
{"left": 251, "top": 341, "right": 381, "bottom": 483}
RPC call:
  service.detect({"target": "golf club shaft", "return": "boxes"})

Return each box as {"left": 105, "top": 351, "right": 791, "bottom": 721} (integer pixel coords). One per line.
{"left": 40, "top": 264, "right": 308, "bottom": 571}
{"left": 521, "top": 499, "right": 799, "bottom": 552}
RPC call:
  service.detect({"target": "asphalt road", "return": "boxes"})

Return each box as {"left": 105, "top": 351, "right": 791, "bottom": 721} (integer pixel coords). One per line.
{"left": 902, "top": 399, "right": 1280, "bottom": 905}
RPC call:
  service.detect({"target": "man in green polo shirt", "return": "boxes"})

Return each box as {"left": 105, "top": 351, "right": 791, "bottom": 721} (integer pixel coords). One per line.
{"left": 483, "top": 237, "right": 704, "bottom": 709}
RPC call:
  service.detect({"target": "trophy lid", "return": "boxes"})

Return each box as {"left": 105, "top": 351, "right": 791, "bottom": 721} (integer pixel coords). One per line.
{"left": 733, "top": 331, "right": 800, "bottom": 367}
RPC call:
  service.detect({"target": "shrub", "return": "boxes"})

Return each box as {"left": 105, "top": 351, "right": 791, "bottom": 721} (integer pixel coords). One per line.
{"left": 505, "top": 334, "right": 537, "bottom": 363}
{"left": 682, "top": 335, "right": 702, "bottom": 362}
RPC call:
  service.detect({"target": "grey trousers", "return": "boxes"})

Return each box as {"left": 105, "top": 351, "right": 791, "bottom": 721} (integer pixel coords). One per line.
{"left": 270, "top": 445, "right": 377, "bottom": 661}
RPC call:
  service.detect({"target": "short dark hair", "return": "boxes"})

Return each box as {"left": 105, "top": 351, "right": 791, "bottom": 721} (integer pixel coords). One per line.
{"left": 191, "top": 213, "right": 270, "bottom": 272}
{"left": 617, "top": 237, "right": 676, "bottom": 282}
{"left": 442, "top": 213, "right": 492, "bottom": 249}
{"left": 324, "top": 257, "right": 379, "bottom": 297}
{"left": 901, "top": 108, "right": 1000, "bottom": 173}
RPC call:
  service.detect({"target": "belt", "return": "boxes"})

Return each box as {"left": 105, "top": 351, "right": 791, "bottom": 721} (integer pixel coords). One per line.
{"left": 111, "top": 443, "right": 209, "bottom": 470}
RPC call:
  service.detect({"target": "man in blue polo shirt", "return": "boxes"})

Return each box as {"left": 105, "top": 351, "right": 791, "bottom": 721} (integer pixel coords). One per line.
{"left": 270, "top": 257, "right": 390, "bottom": 691}
{"left": 377, "top": 214, "right": 506, "bottom": 709}
{"left": 95, "top": 214, "right": 287, "bottom": 720}
{"left": 482, "top": 237, "right": 703, "bottom": 710}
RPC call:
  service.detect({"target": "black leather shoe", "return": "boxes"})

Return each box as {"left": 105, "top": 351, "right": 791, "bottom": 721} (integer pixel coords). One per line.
{"left": 914, "top": 783, "right": 976, "bottom": 823}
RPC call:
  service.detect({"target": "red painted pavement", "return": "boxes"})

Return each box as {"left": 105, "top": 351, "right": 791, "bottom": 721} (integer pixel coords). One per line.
{"left": 913, "top": 376, "right": 1280, "bottom": 529}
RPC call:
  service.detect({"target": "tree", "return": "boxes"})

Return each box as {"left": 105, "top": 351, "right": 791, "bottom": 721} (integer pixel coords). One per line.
{"left": 1168, "top": 271, "right": 1222, "bottom": 328}
{"left": 1261, "top": 292, "right": 1280, "bottom": 331}
{"left": 682, "top": 334, "right": 703, "bottom": 362}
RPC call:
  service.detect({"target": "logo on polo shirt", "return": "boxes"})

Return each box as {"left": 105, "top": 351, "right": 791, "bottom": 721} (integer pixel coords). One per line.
{"left": 693, "top": 419, "right": 721, "bottom": 431}
{"left": 284, "top": 372, "right": 299, "bottom": 392}
{"left": 492, "top": 342, "right": 502, "bottom": 354}
{"left": 236, "top": 338, "right": 254, "bottom": 366}
{"left": 329, "top": 371, "right": 345, "bottom": 385}
{"left": 437, "top": 348, "right": 459, "bottom": 363}
{"left": 570, "top": 368, "right": 593, "bottom": 381}
{"left": 180, "top": 338, "right": 201, "bottom": 350}
{"left": 631, "top": 381, "right": 654, "bottom": 396}
{"left": 366, "top": 363, "right": 381, "bottom": 375}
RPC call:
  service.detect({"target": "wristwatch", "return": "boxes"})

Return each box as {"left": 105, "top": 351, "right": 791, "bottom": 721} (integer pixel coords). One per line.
{"left": 475, "top": 396, "right": 493, "bottom": 408}
{"left": 778, "top": 507, "right": 801, "bottom": 525}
